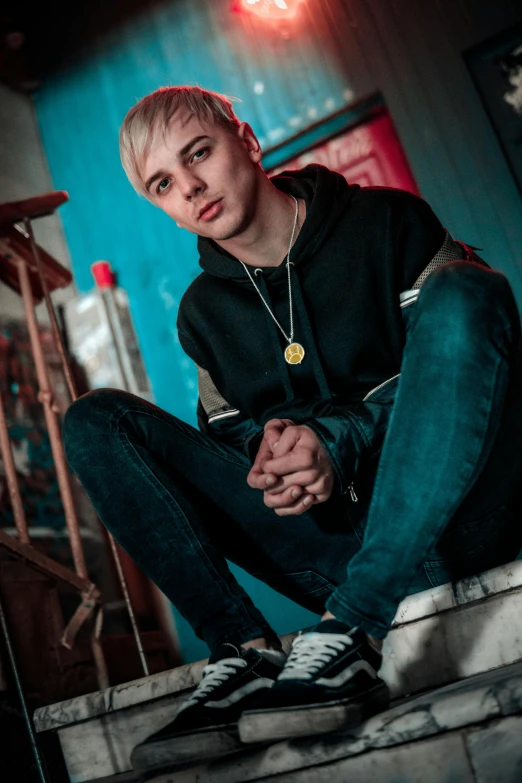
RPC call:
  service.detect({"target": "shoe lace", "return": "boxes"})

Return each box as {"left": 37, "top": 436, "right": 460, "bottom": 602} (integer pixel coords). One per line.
{"left": 183, "top": 657, "right": 248, "bottom": 708}
{"left": 278, "top": 632, "right": 353, "bottom": 681}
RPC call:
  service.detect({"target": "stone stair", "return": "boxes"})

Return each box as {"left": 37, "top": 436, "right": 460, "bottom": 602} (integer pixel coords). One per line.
{"left": 144, "top": 660, "right": 522, "bottom": 783}
{"left": 34, "top": 560, "right": 522, "bottom": 782}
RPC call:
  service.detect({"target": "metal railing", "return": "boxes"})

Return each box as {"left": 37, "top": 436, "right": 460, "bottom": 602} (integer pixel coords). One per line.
{"left": 0, "top": 192, "right": 148, "bottom": 688}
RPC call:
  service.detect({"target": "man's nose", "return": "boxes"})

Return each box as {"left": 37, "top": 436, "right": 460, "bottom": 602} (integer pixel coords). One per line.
{"left": 178, "top": 172, "right": 205, "bottom": 200}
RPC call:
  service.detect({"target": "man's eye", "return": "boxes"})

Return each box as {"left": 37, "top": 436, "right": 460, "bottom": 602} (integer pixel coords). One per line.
{"left": 192, "top": 147, "right": 208, "bottom": 161}
{"left": 157, "top": 178, "right": 170, "bottom": 194}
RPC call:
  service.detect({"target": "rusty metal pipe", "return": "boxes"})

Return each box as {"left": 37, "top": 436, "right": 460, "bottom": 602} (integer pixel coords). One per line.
{"left": 0, "top": 530, "right": 96, "bottom": 594}
{"left": 91, "top": 606, "right": 110, "bottom": 690}
{"left": 0, "top": 387, "right": 30, "bottom": 544}
{"left": 23, "top": 217, "right": 78, "bottom": 402}
{"left": 11, "top": 216, "right": 149, "bottom": 680}
{"left": 107, "top": 534, "right": 149, "bottom": 676}
{"left": 16, "top": 256, "right": 88, "bottom": 579}
{"left": 26, "top": 219, "right": 149, "bottom": 677}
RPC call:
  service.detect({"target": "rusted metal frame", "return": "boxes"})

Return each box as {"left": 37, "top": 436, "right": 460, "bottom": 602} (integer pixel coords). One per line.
{"left": 91, "top": 606, "right": 110, "bottom": 690}
{"left": 107, "top": 534, "right": 149, "bottom": 676}
{"left": 0, "top": 387, "right": 30, "bottom": 544}
{"left": 16, "top": 255, "right": 88, "bottom": 580}
{"left": 0, "top": 197, "right": 149, "bottom": 684}
{"left": 23, "top": 213, "right": 148, "bottom": 676}
{"left": 23, "top": 218, "right": 78, "bottom": 401}
{"left": 0, "top": 530, "right": 93, "bottom": 592}
{"left": 0, "top": 229, "right": 71, "bottom": 299}
{"left": 61, "top": 583, "right": 100, "bottom": 650}
{"left": 0, "top": 191, "right": 68, "bottom": 227}
{"left": 0, "top": 530, "right": 101, "bottom": 649}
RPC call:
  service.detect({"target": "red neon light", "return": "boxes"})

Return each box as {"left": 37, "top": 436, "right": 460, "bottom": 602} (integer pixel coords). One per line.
{"left": 239, "top": 0, "right": 305, "bottom": 20}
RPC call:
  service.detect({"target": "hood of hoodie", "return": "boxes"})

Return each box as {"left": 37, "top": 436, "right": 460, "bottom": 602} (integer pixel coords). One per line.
{"left": 196, "top": 164, "right": 360, "bottom": 282}
{"left": 179, "top": 162, "right": 445, "bottom": 430}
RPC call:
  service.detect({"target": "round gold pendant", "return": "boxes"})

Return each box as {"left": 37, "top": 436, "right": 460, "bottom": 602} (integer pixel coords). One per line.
{"left": 285, "top": 342, "right": 305, "bottom": 365}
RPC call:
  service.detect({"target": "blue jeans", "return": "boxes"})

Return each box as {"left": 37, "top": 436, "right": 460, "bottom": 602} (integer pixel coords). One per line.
{"left": 63, "top": 263, "right": 522, "bottom": 647}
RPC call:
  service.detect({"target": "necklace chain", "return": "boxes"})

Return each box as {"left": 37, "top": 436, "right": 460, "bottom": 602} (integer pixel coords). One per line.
{"left": 240, "top": 195, "right": 299, "bottom": 345}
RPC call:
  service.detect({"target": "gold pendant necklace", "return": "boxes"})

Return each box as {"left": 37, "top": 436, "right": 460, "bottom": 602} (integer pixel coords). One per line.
{"left": 241, "top": 195, "right": 304, "bottom": 365}
{"left": 284, "top": 342, "right": 305, "bottom": 365}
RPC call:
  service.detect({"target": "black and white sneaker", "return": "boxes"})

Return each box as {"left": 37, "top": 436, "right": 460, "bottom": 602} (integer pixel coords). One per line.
{"left": 131, "top": 642, "right": 286, "bottom": 772}
{"left": 238, "top": 620, "right": 389, "bottom": 744}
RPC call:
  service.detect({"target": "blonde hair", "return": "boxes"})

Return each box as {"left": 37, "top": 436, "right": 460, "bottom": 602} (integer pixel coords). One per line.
{"left": 120, "top": 86, "right": 242, "bottom": 198}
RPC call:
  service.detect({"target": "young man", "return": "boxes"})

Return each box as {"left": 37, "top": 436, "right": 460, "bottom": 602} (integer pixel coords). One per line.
{"left": 64, "top": 86, "right": 522, "bottom": 772}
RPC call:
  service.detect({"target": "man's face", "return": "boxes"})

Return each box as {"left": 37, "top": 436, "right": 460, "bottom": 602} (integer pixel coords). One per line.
{"left": 142, "top": 110, "right": 262, "bottom": 240}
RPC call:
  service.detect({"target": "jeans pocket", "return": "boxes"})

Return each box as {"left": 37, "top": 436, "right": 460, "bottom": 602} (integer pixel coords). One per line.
{"left": 424, "top": 504, "right": 522, "bottom": 587}
{"left": 251, "top": 570, "right": 335, "bottom": 614}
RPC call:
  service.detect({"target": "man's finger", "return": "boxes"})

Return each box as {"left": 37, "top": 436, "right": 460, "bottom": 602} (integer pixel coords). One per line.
{"left": 303, "top": 477, "right": 333, "bottom": 499}
{"left": 248, "top": 467, "right": 282, "bottom": 490}
{"left": 263, "top": 418, "right": 294, "bottom": 450}
{"left": 263, "top": 427, "right": 283, "bottom": 451}
{"left": 263, "top": 418, "right": 295, "bottom": 432}
{"left": 248, "top": 419, "right": 296, "bottom": 488}
{"left": 247, "top": 462, "right": 267, "bottom": 488}
{"left": 247, "top": 434, "right": 276, "bottom": 487}
{"left": 263, "top": 485, "right": 304, "bottom": 508}
{"left": 263, "top": 451, "right": 313, "bottom": 476}
{"left": 264, "top": 470, "right": 318, "bottom": 495}
{"left": 273, "top": 494, "right": 316, "bottom": 516}
{"left": 271, "top": 426, "right": 301, "bottom": 457}
{"left": 251, "top": 435, "right": 272, "bottom": 466}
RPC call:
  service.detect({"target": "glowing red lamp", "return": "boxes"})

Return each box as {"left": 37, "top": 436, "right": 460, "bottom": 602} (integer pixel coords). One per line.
{"left": 239, "top": 0, "right": 305, "bottom": 20}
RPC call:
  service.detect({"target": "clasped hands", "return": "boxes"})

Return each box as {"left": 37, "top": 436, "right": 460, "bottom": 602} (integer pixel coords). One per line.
{"left": 246, "top": 418, "right": 335, "bottom": 516}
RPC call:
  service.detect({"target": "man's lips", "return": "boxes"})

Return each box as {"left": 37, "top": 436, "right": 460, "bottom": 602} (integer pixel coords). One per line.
{"left": 199, "top": 199, "right": 222, "bottom": 220}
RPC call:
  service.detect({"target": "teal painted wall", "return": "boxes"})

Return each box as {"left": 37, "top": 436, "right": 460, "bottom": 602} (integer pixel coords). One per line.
{"left": 35, "top": 0, "right": 353, "bottom": 662}
{"left": 35, "top": 0, "right": 353, "bottom": 427}
{"left": 34, "top": 0, "right": 522, "bottom": 661}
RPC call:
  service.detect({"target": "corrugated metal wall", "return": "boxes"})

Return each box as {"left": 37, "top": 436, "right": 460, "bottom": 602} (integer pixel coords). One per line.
{"left": 34, "top": 0, "right": 522, "bottom": 661}
{"left": 338, "top": 0, "right": 522, "bottom": 285}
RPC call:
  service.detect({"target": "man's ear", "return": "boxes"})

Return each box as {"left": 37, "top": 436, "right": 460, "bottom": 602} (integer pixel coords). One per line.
{"left": 237, "top": 121, "right": 263, "bottom": 164}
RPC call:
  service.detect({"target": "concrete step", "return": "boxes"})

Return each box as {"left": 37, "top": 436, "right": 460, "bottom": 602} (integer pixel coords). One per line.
{"left": 143, "top": 659, "right": 522, "bottom": 783}
{"left": 34, "top": 560, "right": 522, "bottom": 782}
{"left": 88, "top": 659, "right": 522, "bottom": 783}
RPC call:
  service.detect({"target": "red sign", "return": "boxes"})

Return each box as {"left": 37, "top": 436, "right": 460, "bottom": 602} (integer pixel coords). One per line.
{"left": 269, "top": 111, "right": 419, "bottom": 195}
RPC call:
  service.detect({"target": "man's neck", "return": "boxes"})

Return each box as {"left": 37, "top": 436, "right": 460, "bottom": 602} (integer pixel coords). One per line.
{"left": 215, "top": 182, "right": 306, "bottom": 269}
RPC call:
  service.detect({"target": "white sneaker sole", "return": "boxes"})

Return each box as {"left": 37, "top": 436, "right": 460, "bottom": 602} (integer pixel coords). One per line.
{"left": 238, "top": 683, "right": 390, "bottom": 744}
{"left": 131, "top": 724, "right": 242, "bottom": 771}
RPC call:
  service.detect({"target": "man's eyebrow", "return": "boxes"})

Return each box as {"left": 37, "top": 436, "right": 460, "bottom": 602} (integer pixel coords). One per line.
{"left": 145, "top": 135, "right": 211, "bottom": 193}
{"left": 177, "top": 134, "right": 211, "bottom": 159}
{"left": 145, "top": 169, "right": 167, "bottom": 193}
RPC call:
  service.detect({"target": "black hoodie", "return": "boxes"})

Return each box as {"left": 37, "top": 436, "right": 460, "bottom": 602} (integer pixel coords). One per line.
{"left": 177, "top": 164, "right": 446, "bottom": 490}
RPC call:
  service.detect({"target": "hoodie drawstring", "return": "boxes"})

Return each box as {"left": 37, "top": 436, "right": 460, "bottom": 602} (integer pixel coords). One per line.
{"left": 290, "top": 265, "right": 332, "bottom": 400}
{"left": 255, "top": 267, "right": 332, "bottom": 402}
{"left": 256, "top": 271, "right": 295, "bottom": 402}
